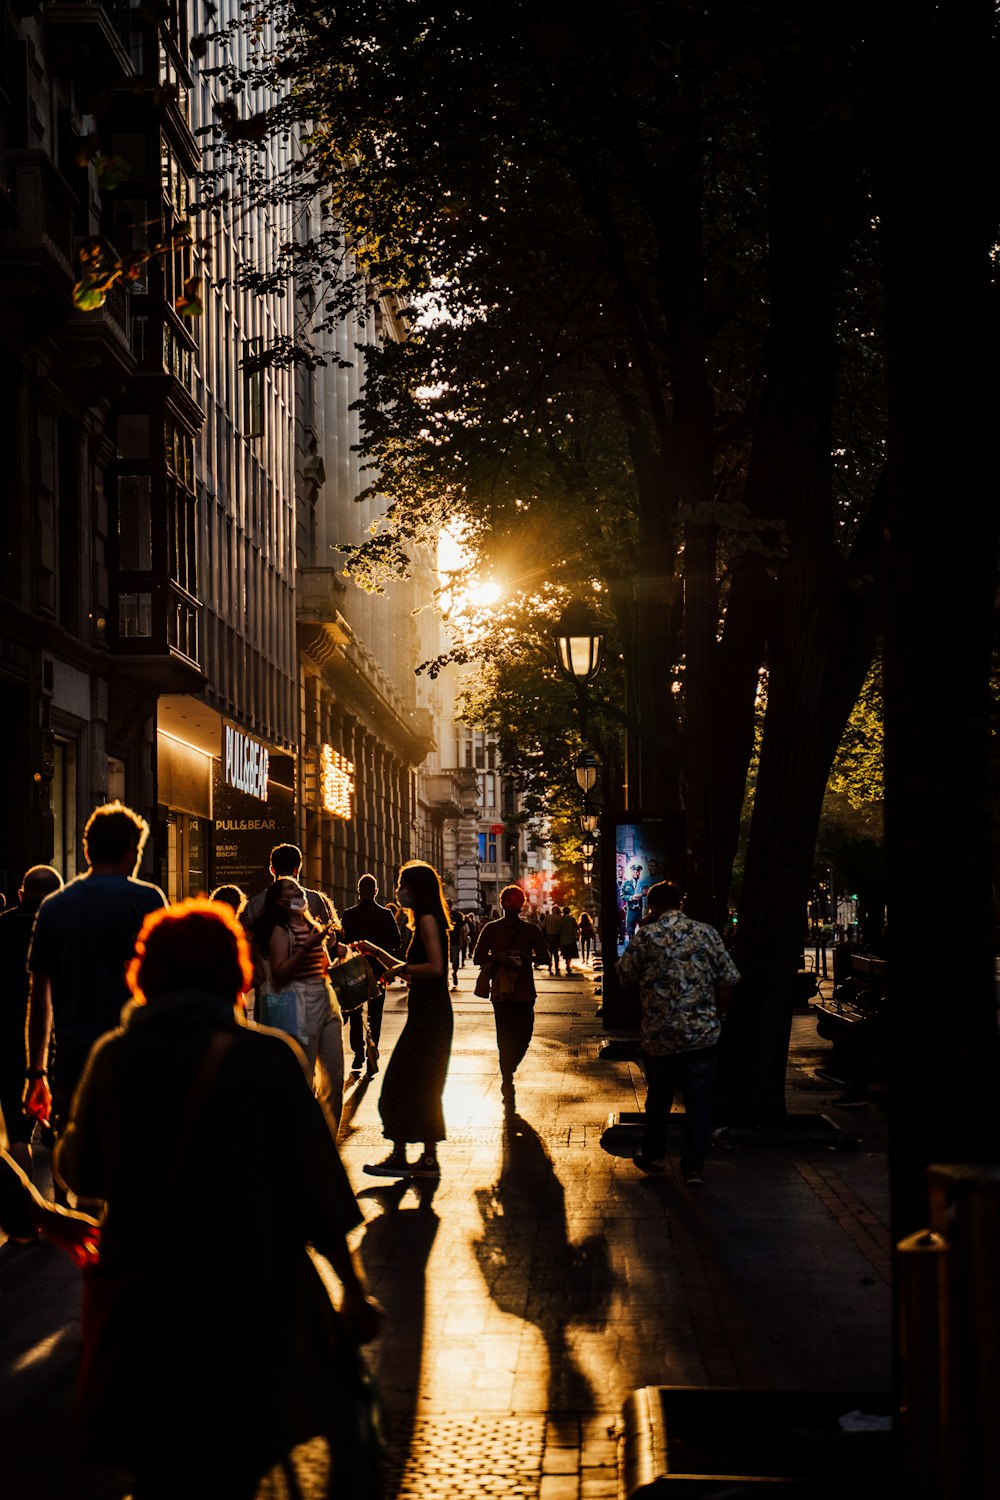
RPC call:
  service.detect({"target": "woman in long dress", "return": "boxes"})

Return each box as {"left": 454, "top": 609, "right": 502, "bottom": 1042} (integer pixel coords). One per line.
{"left": 364, "top": 860, "right": 453, "bottom": 1179}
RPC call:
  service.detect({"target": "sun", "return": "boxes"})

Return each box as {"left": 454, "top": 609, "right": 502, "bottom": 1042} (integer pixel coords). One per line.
{"left": 437, "top": 521, "right": 502, "bottom": 614}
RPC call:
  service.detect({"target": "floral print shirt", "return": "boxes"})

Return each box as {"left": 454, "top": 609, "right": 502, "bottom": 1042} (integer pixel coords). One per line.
{"left": 616, "top": 910, "right": 740, "bottom": 1055}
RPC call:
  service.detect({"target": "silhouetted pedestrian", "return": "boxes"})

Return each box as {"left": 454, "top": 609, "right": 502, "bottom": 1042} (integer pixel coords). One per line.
{"left": 364, "top": 861, "right": 453, "bottom": 1179}
{"left": 340, "top": 875, "right": 402, "bottom": 1074}
{"left": 473, "top": 886, "right": 551, "bottom": 1112}
{"left": 617, "top": 881, "right": 739, "bottom": 1185}
{"left": 56, "top": 899, "right": 384, "bottom": 1500}
{"left": 0, "top": 865, "right": 62, "bottom": 1174}
{"left": 25, "top": 803, "right": 167, "bottom": 1140}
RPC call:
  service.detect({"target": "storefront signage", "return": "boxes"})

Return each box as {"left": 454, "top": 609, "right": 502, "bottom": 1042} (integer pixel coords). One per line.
{"left": 213, "top": 726, "right": 294, "bottom": 890}
{"left": 320, "top": 744, "right": 354, "bottom": 819}
{"left": 224, "top": 723, "right": 269, "bottom": 802}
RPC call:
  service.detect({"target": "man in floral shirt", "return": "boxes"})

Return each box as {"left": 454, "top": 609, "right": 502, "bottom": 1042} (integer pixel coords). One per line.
{"left": 616, "top": 881, "right": 739, "bottom": 1184}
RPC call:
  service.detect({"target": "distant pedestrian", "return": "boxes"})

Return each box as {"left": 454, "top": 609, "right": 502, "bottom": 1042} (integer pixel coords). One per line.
{"left": 617, "top": 882, "right": 739, "bottom": 1185}
{"left": 210, "top": 883, "right": 247, "bottom": 917}
{"left": 543, "top": 906, "right": 562, "bottom": 974}
{"left": 25, "top": 803, "right": 167, "bottom": 1140}
{"left": 447, "top": 903, "right": 463, "bottom": 989}
{"left": 579, "top": 911, "right": 595, "bottom": 962}
{"left": 364, "top": 861, "right": 453, "bottom": 1179}
{"left": 340, "top": 875, "right": 402, "bottom": 1073}
{"left": 0, "top": 865, "right": 62, "bottom": 1173}
{"left": 473, "top": 886, "right": 551, "bottom": 1112}
{"left": 253, "top": 878, "right": 348, "bottom": 1128}
{"left": 558, "top": 907, "right": 580, "bottom": 974}
{"left": 458, "top": 911, "right": 470, "bottom": 966}
{"left": 55, "top": 898, "right": 384, "bottom": 1500}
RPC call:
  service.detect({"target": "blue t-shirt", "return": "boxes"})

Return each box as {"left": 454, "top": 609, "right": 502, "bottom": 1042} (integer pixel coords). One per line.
{"left": 28, "top": 873, "right": 168, "bottom": 1085}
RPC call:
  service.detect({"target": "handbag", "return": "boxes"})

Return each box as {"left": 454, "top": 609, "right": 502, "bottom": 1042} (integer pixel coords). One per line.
{"left": 473, "top": 967, "right": 492, "bottom": 998}
{"left": 328, "top": 952, "right": 378, "bottom": 1014}
{"left": 259, "top": 984, "right": 306, "bottom": 1038}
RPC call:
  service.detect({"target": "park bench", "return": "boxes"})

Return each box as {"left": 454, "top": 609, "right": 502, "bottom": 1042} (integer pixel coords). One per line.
{"left": 812, "top": 951, "right": 888, "bottom": 1102}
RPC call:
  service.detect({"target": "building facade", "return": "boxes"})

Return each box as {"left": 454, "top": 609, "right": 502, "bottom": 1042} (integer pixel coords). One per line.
{"left": 0, "top": 0, "right": 442, "bottom": 904}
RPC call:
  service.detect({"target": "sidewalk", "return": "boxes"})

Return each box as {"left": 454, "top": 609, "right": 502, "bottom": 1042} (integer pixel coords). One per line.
{"left": 0, "top": 961, "right": 892, "bottom": 1497}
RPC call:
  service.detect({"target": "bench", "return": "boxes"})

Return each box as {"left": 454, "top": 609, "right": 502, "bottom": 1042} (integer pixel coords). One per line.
{"left": 812, "top": 952, "right": 888, "bottom": 1101}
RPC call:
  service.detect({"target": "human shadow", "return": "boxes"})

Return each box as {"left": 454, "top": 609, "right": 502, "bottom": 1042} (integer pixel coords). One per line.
{"left": 355, "top": 1176, "right": 439, "bottom": 1499}
{"left": 473, "top": 1113, "right": 614, "bottom": 1431}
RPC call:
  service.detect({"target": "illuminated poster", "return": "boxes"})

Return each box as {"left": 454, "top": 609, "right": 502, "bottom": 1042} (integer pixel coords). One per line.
{"left": 600, "top": 813, "right": 686, "bottom": 1030}
{"left": 212, "top": 722, "right": 295, "bottom": 891}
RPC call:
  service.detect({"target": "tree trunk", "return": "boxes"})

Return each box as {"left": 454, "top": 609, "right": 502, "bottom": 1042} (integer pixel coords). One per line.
{"left": 869, "top": 3, "right": 1000, "bottom": 1243}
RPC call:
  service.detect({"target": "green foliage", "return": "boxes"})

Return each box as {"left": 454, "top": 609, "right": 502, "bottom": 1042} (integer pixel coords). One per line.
{"left": 826, "top": 658, "right": 884, "bottom": 809}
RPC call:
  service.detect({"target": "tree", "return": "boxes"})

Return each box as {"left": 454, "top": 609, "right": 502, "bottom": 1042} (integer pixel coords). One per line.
{"left": 201, "top": 0, "right": 890, "bottom": 1120}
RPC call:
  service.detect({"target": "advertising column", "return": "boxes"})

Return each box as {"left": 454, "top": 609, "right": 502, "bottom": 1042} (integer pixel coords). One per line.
{"left": 212, "top": 720, "right": 295, "bottom": 891}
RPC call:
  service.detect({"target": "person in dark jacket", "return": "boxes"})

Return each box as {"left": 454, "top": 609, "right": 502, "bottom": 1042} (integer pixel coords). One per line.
{"left": 56, "top": 898, "right": 383, "bottom": 1500}
{"left": 0, "top": 864, "right": 62, "bottom": 1174}
{"left": 340, "top": 875, "right": 402, "bottom": 1073}
{"left": 473, "top": 886, "right": 551, "bottom": 1113}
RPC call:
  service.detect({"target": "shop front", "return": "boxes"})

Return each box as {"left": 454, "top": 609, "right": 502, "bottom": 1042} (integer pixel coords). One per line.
{"left": 156, "top": 697, "right": 295, "bottom": 901}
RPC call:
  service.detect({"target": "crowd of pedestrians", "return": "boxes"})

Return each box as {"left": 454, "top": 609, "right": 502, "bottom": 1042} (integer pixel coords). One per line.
{"left": 0, "top": 795, "right": 736, "bottom": 1497}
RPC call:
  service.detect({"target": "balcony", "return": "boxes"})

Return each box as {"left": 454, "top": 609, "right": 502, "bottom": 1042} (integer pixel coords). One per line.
{"left": 43, "top": 1, "right": 134, "bottom": 85}
{"left": 1, "top": 151, "right": 77, "bottom": 309}
{"left": 64, "top": 268, "right": 135, "bottom": 392}
{"left": 109, "top": 578, "right": 204, "bottom": 690}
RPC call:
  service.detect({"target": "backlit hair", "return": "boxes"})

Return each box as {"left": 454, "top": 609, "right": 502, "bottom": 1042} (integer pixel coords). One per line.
{"left": 127, "top": 898, "right": 253, "bottom": 1004}
{"left": 397, "top": 859, "right": 452, "bottom": 933}
{"left": 84, "top": 802, "right": 149, "bottom": 864}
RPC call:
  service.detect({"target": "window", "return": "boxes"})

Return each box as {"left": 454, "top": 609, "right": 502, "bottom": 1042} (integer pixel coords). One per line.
{"left": 52, "top": 737, "right": 78, "bottom": 880}
{"left": 243, "top": 336, "right": 264, "bottom": 437}
{"left": 118, "top": 475, "right": 152, "bottom": 570}
{"left": 119, "top": 591, "right": 153, "bottom": 637}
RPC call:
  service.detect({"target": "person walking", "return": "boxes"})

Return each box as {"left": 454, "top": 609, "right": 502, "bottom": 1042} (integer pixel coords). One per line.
{"left": 558, "top": 907, "right": 580, "bottom": 975}
{"left": 253, "top": 878, "right": 348, "bottom": 1128}
{"left": 578, "top": 911, "right": 595, "bottom": 963}
{"left": 55, "top": 899, "right": 384, "bottom": 1500}
{"left": 473, "top": 886, "right": 552, "bottom": 1112}
{"left": 363, "top": 861, "right": 453, "bottom": 1180}
{"left": 340, "top": 874, "right": 402, "bottom": 1074}
{"left": 447, "top": 903, "right": 463, "bottom": 989}
{"left": 543, "top": 905, "right": 563, "bottom": 975}
{"left": 242, "top": 844, "right": 332, "bottom": 1016}
{"left": 616, "top": 881, "right": 739, "bottom": 1185}
{"left": 25, "top": 803, "right": 167, "bottom": 1139}
{"left": 0, "top": 865, "right": 62, "bottom": 1174}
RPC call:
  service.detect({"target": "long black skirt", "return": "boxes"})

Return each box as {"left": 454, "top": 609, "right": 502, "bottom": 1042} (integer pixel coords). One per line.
{"left": 378, "top": 978, "right": 454, "bottom": 1143}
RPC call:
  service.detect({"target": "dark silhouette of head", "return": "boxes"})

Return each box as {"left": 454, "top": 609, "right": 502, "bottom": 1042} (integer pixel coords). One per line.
{"left": 646, "top": 881, "right": 683, "bottom": 914}
{"left": 20, "top": 865, "right": 63, "bottom": 906}
{"left": 210, "top": 884, "right": 247, "bottom": 916}
{"left": 358, "top": 874, "right": 378, "bottom": 900}
{"left": 84, "top": 802, "right": 149, "bottom": 868}
{"left": 269, "top": 844, "right": 303, "bottom": 878}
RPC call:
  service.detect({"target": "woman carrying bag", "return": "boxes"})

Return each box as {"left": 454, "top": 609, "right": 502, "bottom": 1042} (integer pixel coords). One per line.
{"left": 254, "top": 877, "right": 348, "bottom": 1128}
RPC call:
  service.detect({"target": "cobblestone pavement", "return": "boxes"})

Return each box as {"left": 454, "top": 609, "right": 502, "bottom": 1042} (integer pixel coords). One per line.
{"left": 0, "top": 961, "right": 892, "bottom": 1498}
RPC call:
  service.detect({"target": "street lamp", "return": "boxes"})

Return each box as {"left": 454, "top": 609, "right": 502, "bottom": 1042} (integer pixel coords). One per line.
{"left": 581, "top": 832, "right": 597, "bottom": 858}
{"left": 580, "top": 805, "right": 599, "bottom": 834}
{"left": 575, "top": 750, "right": 599, "bottom": 794}
{"left": 553, "top": 600, "right": 605, "bottom": 686}
{"left": 583, "top": 857, "right": 594, "bottom": 874}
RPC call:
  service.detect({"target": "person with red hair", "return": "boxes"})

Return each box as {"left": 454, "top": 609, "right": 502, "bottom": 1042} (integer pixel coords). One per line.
{"left": 55, "top": 898, "right": 383, "bottom": 1500}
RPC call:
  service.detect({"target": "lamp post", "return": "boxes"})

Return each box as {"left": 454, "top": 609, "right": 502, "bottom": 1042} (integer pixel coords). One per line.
{"left": 580, "top": 805, "right": 599, "bottom": 834}
{"left": 581, "top": 832, "right": 597, "bottom": 859}
{"left": 575, "top": 750, "right": 599, "bottom": 795}
{"left": 553, "top": 600, "right": 605, "bottom": 686}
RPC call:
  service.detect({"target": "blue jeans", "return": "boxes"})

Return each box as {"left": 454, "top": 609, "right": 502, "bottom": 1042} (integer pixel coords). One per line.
{"left": 641, "top": 1046, "right": 718, "bottom": 1174}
